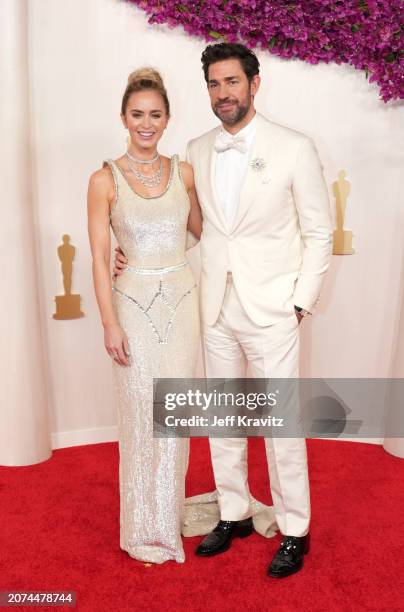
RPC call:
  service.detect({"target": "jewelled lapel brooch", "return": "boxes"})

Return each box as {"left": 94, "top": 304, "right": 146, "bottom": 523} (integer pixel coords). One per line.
{"left": 250, "top": 157, "right": 267, "bottom": 172}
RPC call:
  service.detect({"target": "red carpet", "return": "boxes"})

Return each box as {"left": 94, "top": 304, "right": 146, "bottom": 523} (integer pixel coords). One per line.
{"left": 1, "top": 439, "right": 403, "bottom": 612}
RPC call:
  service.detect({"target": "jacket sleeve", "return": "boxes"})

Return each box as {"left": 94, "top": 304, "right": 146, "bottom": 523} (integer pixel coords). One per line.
{"left": 291, "top": 137, "right": 333, "bottom": 312}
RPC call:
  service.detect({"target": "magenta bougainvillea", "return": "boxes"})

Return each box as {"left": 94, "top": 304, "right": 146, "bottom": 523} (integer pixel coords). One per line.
{"left": 125, "top": 0, "right": 403, "bottom": 102}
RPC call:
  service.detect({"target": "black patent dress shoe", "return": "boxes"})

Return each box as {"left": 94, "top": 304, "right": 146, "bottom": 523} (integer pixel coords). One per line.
{"left": 195, "top": 518, "right": 253, "bottom": 557}
{"left": 267, "top": 533, "right": 310, "bottom": 578}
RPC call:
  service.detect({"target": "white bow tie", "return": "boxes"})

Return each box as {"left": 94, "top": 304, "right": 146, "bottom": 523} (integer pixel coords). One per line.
{"left": 214, "top": 132, "right": 248, "bottom": 154}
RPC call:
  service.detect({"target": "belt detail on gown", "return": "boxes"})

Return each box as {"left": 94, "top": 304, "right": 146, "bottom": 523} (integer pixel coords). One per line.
{"left": 112, "top": 261, "right": 196, "bottom": 345}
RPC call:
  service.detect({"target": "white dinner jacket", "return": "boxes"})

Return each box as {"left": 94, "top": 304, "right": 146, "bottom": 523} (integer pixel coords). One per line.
{"left": 186, "top": 112, "right": 333, "bottom": 327}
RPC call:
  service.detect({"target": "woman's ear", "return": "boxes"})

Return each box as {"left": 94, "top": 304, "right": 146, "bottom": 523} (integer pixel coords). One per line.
{"left": 120, "top": 113, "right": 127, "bottom": 129}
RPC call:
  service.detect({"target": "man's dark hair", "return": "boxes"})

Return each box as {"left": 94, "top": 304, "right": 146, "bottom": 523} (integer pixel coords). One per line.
{"left": 201, "top": 43, "right": 260, "bottom": 83}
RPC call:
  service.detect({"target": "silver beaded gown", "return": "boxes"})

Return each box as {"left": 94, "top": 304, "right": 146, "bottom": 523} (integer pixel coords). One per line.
{"left": 103, "top": 155, "right": 200, "bottom": 564}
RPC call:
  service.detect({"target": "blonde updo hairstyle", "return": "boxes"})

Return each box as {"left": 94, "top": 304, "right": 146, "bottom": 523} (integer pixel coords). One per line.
{"left": 121, "top": 67, "right": 170, "bottom": 117}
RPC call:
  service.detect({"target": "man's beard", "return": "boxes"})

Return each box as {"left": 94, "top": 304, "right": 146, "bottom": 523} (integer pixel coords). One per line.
{"left": 213, "top": 95, "right": 251, "bottom": 127}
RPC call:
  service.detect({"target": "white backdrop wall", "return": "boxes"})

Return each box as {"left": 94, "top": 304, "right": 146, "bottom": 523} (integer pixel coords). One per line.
{"left": 1, "top": 0, "right": 403, "bottom": 464}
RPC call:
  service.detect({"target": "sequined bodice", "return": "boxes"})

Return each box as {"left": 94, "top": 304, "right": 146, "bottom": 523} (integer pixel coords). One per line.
{"left": 105, "top": 155, "right": 190, "bottom": 269}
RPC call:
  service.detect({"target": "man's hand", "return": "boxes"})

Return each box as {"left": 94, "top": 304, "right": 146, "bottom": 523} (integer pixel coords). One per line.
{"left": 294, "top": 305, "right": 309, "bottom": 325}
{"left": 295, "top": 311, "right": 303, "bottom": 325}
{"left": 112, "top": 246, "right": 128, "bottom": 281}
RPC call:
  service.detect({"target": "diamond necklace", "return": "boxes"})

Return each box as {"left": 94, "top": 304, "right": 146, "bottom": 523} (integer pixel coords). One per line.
{"left": 125, "top": 152, "right": 163, "bottom": 188}
{"left": 126, "top": 150, "right": 159, "bottom": 164}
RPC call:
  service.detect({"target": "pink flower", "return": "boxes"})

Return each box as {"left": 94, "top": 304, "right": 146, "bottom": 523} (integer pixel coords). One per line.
{"left": 124, "top": 0, "right": 404, "bottom": 102}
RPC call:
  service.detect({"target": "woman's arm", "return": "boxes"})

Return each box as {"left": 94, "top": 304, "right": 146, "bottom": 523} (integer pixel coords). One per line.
{"left": 87, "top": 167, "right": 130, "bottom": 366}
{"left": 180, "top": 161, "right": 202, "bottom": 240}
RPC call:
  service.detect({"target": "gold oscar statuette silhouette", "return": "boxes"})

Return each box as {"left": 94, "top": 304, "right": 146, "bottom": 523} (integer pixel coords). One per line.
{"left": 332, "top": 170, "right": 355, "bottom": 255}
{"left": 53, "top": 234, "right": 84, "bottom": 319}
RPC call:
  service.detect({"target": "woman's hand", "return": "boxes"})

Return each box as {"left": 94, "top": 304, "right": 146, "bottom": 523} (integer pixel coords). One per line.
{"left": 104, "top": 322, "right": 131, "bottom": 366}
{"left": 113, "top": 246, "right": 128, "bottom": 281}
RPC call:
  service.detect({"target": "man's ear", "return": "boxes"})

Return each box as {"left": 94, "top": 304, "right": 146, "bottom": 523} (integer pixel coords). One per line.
{"left": 251, "top": 75, "right": 261, "bottom": 97}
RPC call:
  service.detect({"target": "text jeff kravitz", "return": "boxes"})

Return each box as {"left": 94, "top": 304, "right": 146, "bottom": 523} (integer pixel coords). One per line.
{"left": 164, "top": 415, "right": 285, "bottom": 427}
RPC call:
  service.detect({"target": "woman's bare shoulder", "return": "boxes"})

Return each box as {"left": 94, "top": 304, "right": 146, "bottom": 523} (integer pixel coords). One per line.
{"left": 89, "top": 163, "right": 115, "bottom": 187}
{"left": 179, "top": 160, "right": 194, "bottom": 190}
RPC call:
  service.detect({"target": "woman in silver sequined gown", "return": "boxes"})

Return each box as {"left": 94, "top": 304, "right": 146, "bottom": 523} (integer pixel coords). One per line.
{"left": 88, "top": 68, "right": 201, "bottom": 564}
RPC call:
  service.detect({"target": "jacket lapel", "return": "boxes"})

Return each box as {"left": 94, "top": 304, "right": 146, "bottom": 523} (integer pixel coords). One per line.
{"left": 230, "top": 113, "right": 278, "bottom": 233}
{"left": 198, "top": 127, "right": 228, "bottom": 231}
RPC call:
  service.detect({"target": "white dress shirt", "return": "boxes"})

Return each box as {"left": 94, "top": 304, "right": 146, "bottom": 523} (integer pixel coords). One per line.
{"left": 215, "top": 113, "right": 257, "bottom": 230}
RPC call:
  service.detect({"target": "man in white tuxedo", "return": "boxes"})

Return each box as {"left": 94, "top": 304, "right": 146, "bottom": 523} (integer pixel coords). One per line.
{"left": 114, "top": 43, "right": 333, "bottom": 577}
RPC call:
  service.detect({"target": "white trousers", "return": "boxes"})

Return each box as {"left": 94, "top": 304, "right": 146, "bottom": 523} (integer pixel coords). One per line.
{"left": 203, "top": 274, "right": 310, "bottom": 537}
